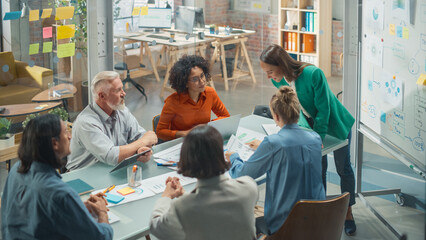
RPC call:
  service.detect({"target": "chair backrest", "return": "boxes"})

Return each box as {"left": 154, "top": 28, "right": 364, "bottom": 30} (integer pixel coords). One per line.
{"left": 152, "top": 114, "right": 161, "bottom": 133}
{"left": 268, "top": 192, "right": 350, "bottom": 240}
{"left": 252, "top": 105, "right": 273, "bottom": 119}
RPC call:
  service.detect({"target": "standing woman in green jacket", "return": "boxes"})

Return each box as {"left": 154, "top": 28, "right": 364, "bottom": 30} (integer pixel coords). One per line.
{"left": 259, "top": 44, "right": 356, "bottom": 235}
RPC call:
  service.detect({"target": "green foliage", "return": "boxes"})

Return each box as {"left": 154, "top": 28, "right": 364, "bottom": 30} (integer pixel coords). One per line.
{"left": 22, "top": 114, "right": 39, "bottom": 129}
{"left": 0, "top": 118, "right": 11, "bottom": 139}
{"left": 48, "top": 107, "right": 69, "bottom": 122}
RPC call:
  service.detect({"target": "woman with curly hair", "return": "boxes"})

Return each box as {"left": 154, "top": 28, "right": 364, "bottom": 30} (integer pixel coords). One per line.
{"left": 156, "top": 55, "right": 230, "bottom": 141}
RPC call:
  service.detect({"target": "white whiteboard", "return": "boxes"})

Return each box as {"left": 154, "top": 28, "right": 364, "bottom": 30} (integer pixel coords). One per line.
{"left": 233, "top": 0, "right": 271, "bottom": 13}
{"left": 360, "top": 0, "right": 426, "bottom": 169}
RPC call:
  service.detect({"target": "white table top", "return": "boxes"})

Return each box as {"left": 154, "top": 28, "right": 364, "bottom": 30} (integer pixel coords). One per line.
{"left": 61, "top": 114, "right": 347, "bottom": 239}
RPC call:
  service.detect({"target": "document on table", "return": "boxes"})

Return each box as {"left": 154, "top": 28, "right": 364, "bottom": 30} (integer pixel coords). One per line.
{"left": 142, "top": 171, "right": 197, "bottom": 194}
{"left": 153, "top": 143, "right": 182, "bottom": 170}
{"left": 236, "top": 126, "right": 266, "bottom": 143}
{"left": 262, "top": 124, "right": 281, "bottom": 135}
{"left": 226, "top": 134, "right": 255, "bottom": 161}
{"left": 93, "top": 182, "right": 155, "bottom": 207}
{"left": 108, "top": 211, "right": 120, "bottom": 224}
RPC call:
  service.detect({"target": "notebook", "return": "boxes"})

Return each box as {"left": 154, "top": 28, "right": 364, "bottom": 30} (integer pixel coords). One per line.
{"left": 65, "top": 178, "right": 94, "bottom": 195}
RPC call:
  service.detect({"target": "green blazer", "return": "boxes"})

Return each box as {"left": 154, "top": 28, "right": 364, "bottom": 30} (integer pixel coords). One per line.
{"left": 272, "top": 65, "right": 355, "bottom": 140}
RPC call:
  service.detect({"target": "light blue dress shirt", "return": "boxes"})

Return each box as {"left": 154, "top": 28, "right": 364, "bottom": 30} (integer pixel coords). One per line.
{"left": 229, "top": 123, "right": 325, "bottom": 234}
{"left": 67, "top": 103, "right": 146, "bottom": 170}
{"left": 1, "top": 162, "right": 113, "bottom": 239}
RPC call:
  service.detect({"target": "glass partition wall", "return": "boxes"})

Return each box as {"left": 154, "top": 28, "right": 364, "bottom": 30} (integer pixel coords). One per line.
{"left": 1, "top": 0, "right": 88, "bottom": 126}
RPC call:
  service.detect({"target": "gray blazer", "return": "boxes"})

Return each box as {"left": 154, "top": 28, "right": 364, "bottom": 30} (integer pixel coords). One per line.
{"left": 150, "top": 174, "right": 258, "bottom": 240}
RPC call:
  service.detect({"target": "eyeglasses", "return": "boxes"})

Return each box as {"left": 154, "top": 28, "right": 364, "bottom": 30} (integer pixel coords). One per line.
{"left": 189, "top": 73, "right": 206, "bottom": 83}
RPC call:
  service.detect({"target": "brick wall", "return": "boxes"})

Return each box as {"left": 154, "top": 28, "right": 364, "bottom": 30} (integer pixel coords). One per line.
{"left": 331, "top": 20, "right": 343, "bottom": 76}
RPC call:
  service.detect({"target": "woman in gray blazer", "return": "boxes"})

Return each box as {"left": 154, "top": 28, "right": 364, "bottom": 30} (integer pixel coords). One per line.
{"left": 150, "top": 125, "right": 258, "bottom": 240}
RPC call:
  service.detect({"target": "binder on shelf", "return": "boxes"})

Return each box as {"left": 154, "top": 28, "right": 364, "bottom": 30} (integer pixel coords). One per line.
{"left": 292, "top": 32, "right": 297, "bottom": 51}
{"left": 288, "top": 32, "right": 293, "bottom": 51}
{"left": 309, "top": 12, "right": 314, "bottom": 33}
{"left": 284, "top": 32, "right": 288, "bottom": 50}
{"left": 302, "top": 34, "right": 315, "bottom": 53}
{"left": 306, "top": 12, "right": 310, "bottom": 32}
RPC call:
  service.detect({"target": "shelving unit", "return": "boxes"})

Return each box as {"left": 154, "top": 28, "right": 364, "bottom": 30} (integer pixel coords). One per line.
{"left": 278, "top": 0, "right": 331, "bottom": 77}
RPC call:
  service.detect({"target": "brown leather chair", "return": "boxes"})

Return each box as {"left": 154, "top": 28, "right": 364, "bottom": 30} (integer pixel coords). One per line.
{"left": 265, "top": 192, "right": 349, "bottom": 240}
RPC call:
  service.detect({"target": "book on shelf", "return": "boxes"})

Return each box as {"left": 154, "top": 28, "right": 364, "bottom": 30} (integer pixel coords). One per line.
{"left": 284, "top": 32, "right": 288, "bottom": 50}
{"left": 288, "top": 32, "right": 292, "bottom": 51}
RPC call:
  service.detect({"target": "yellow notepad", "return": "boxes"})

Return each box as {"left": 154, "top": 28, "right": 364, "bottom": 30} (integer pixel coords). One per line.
{"left": 117, "top": 187, "right": 135, "bottom": 196}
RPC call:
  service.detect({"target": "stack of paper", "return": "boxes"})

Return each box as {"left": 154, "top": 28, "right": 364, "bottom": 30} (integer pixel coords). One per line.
{"left": 262, "top": 124, "right": 281, "bottom": 135}
{"left": 226, "top": 135, "right": 255, "bottom": 161}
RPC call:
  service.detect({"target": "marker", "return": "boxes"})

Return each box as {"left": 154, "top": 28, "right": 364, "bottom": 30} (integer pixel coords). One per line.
{"left": 103, "top": 185, "right": 116, "bottom": 194}
{"left": 157, "top": 163, "right": 177, "bottom": 167}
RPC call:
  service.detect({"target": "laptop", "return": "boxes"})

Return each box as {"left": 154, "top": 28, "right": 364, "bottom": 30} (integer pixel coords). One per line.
{"left": 208, "top": 114, "right": 241, "bottom": 140}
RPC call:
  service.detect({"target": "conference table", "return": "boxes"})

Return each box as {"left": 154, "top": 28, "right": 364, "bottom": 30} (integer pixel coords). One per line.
{"left": 61, "top": 114, "right": 347, "bottom": 239}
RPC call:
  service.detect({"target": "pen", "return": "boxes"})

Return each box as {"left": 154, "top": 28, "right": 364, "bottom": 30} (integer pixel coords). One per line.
{"left": 157, "top": 163, "right": 177, "bottom": 167}
{"left": 103, "top": 185, "right": 116, "bottom": 194}
{"left": 130, "top": 165, "right": 137, "bottom": 186}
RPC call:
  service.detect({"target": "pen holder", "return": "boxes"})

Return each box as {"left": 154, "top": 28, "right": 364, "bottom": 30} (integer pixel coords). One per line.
{"left": 127, "top": 165, "right": 142, "bottom": 188}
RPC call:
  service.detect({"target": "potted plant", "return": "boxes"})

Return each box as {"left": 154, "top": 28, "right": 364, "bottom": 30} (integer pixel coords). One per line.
{"left": 0, "top": 118, "right": 14, "bottom": 150}
{"left": 22, "top": 114, "right": 39, "bottom": 129}
{"left": 48, "top": 107, "right": 69, "bottom": 122}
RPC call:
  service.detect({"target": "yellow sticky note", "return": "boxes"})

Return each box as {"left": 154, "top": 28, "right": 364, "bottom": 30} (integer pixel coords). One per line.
{"left": 41, "top": 8, "right": 52, "bottom": 19}
{"left": 42, "top": 42, "right": 53, "bottom": 53}
{"left": 55, "top": 6, "right": 75, "bottom": 20}
{"left": 141, "top": 6, "right": 148, "bottom": 16}
{"left": 57, "top": 24, "right": 76, "bottom": 40}
{"left": 402, "top": 27, "right": 409, "bottom": 39}
{"left": 132, "top": 7, "right": 141, "bottom": 16}
{"left": 57, "top": 42, "right": 75, "bottom": 58}
{"left": 417, "top": 74, "right": 426, "bottom": 86}
{"left": 389, "top": 24, "right": 395, "bottom": 35}
{"left": 117, "top": 187, "right": 135, "bottom": 196}
{"left": 29, "top": 9, "right": 39, "bottom": 21}
{"left": 29, "top": 43, "right": 39, "bottom": 55}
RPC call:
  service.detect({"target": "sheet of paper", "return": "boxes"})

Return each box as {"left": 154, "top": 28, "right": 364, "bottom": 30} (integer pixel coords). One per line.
{"left": 29, "top": 43, "right": 39, "bottom": 55}
{"left": 142, "top": 171, "right": 197, "bottom": 194}
{"left": 363, "top": 36, "right": 383, "bottom": 67}
{"left": 108, "top": 211, "right": 120, "bottom": 224}
{"left": 57, "top": 24, "right": 76, "bottom": 40}
{"left": 226, "top": 134, "right": 254, "bottom": 161}
{"left": 3, "top": 11, "right": 21, "bottom": 21}
{"left": 141, "top": 6, "right": 149, "bottom": 16}
{"left": 57, "top": 42, "right": 75, "bottom": 58}
{"left": 132, "top": 7, "right": 141, "bottom": 16}
{"left": 236, "top": 126, "right": 266, "bottom": 143}
{"left": 41, "top": 8, "right": 52, "bottom": 19}
{"left": 55, "top": 6, "right": 75, "bottom": 20}
{"left": 262, "top": 124, "right": 281, "bottom": 135}
{"left": 93, "top": 182, "right": 155, "bottom": 207}
{"left": 29, "top": 9, "right": 39, "bottom": 21}
{"left": 153, "top": 143, "right": 182, "bottom": 163}
{"left": 43, "top": 27, "right": 53, "bottom": 39}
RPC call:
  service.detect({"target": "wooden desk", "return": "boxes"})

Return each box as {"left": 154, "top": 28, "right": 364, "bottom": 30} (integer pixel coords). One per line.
{"left": 0, "top": 102, "right": 61, "bottom": 118}
{"left": 124, "top": 33, "right": 215, "bottom": 98}
{"left": 114, "top": 32, "right": 161, "bottom": 83}
{"left": 204, "top": 28, "right": 257, "bottom": 91}
{"left": 32, "top": 84, "right": 77, "bottom": 121}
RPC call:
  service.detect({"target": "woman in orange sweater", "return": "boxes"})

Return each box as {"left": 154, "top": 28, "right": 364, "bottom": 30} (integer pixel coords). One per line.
{"left": 157, "top": 55, "right": 230, "bottom": 141}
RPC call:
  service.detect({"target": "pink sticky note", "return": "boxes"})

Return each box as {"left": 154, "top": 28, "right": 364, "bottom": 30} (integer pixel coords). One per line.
{"left": 43, "top": 27, "right": 52, "bottom": 39}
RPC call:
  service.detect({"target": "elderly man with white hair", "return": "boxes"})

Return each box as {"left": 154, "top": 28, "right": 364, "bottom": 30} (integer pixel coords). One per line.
{"left": 66, "top": 71, "right": 157, "bottom": 171}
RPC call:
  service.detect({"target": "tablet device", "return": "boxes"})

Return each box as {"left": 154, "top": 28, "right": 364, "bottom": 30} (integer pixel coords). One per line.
{"left": 109, "top": 149, "right": 150, "bottom": 173}
{"left": 208, "top": 114, "right": 241, "bottom": 140}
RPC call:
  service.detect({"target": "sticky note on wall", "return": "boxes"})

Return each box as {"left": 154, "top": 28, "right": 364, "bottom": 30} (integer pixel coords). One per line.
{"left": 43, "top": 27, "right": 53, "bottom": 39}
{"left": 389, "top": 24, "right": 395, "bottom": 35}
{"left": 141, "top": 6, "right": 148, "bottom": 16}
{"left": 57, "top": 42, "right": 75, "bottom": 58}
{"left": 417, "top": 74, "right": 426, "bottom": 86}
{"left": 29, "top": 43, "right": 40, "bottom": 55}
{"left": 57, "top": 24, "right": 76, "bottom": 40}
{"left": 132, "top": 7, "right": 141, "bottom": 16}
{"left": 402, "top": 27, "right": 409, "bottom": 39}
{"left": 55, "top": 6, "right": 75, "bottom": 20}
{"left": 3, "top": 11, "right": 21, "bottom": 20}
{"left": 29, "top": 10, "right": 39, "bottom": 21}
{"left": 41, "top": 8, "right": 52, "bottom": 19}
{"left": 43, "top": 42, "right": 53, "bottom": 53}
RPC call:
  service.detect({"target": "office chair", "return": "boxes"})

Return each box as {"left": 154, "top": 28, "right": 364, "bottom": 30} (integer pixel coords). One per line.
{"left": 114, "top": 61, "right": 148, "bottom": 101}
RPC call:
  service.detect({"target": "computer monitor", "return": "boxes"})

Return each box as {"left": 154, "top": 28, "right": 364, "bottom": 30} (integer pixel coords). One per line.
{"left": 175, "top": 6, "right": 205, "bottom": 33}
{"left": 138, "top": 8, "right": 172, "bottom": 32}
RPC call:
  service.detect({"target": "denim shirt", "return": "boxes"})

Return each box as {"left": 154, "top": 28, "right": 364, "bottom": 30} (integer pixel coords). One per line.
{"left": 229, "top": 124, "right": 325, "bottom": 234}
{"left": 1, "top": 162, "right": 113, "bottom": 239}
